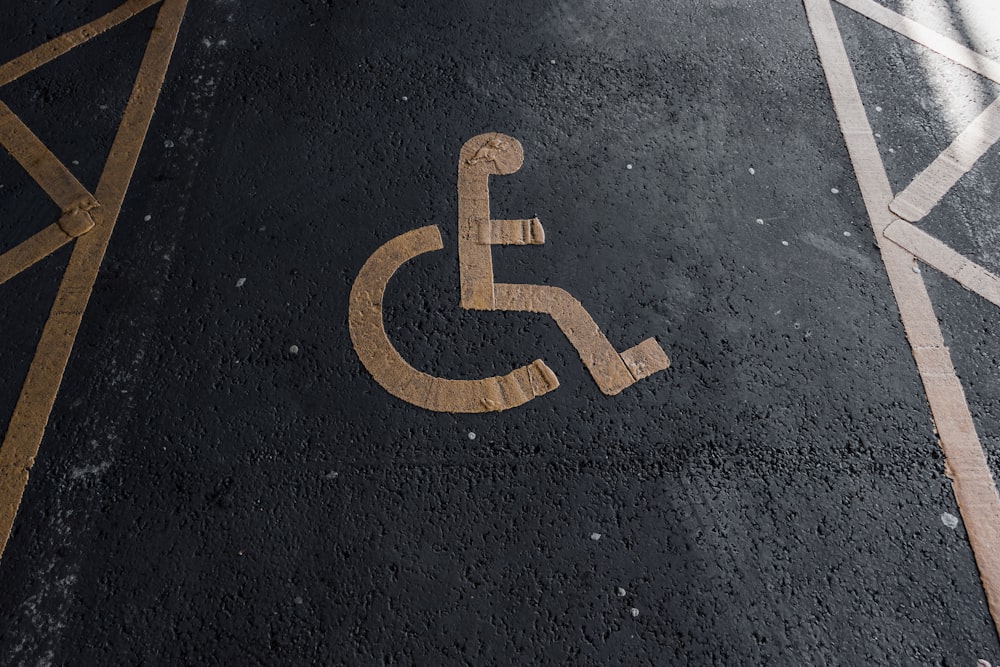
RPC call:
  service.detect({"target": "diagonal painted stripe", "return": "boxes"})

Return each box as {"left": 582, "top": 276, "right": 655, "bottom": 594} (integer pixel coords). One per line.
{"left": 0, "top": 225, "right": 72, "bottom": 286}
{"left": 805, "top": 0, "right": 1000, "bottom": 638}
{"left": 93, "top": 0, "right": 187, "bottom": 212}
{"left": 835, "top": 0, "right": 1000, "bottom": 85}
{"left": 0, "top": 101, "right": 96, "bottom": 212}
{"left": 835, "top": 0, "right": 1000, "bottom": 223}
{"left": 890, "top": 97, "right": 1000, "bottom": 222}
{"left": 0, "top": 0, "right": 162, "bottom": 89}
{"left": 0, "top": 0, "right": 189, "bottom": 561}
{"left": 884, "top": 220, "right": 1000, "bottom": 308}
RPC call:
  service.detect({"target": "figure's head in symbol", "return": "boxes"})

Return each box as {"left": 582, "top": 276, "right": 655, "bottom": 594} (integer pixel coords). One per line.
{"left": 461, "top": 133, "right": 524, "bottom": 176}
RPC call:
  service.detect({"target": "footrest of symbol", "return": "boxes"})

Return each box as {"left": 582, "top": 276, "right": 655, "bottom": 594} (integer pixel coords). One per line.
{"left": 621, "top": 338, "right": 671, "bottom": 381}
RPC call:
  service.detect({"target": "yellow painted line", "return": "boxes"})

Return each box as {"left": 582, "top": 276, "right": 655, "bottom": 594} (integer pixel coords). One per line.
{"left": 884, "top": 220, "right": 1000, "bottom": 308}
{"left": 0, "top": 101, "right": 97, "bottom": 213}
{"left": 805, "top": 0, "right": 1000, "bottom": 637}
{"left": 91, "top": 0, "right": 187, "bottom": 213}
{"left": 0, "top": 225, "right": 72, "bottom": 286}
{"left": 890, "top": 97, "right": 1000, "bottom": 222}
{"left": 348, "top": 225, "right": 559, "bottom": 413}
{"left": 0, "top": 0, "right": 188, "bottom": 560}
{"left": 836, "top": 0, "right": 1000, "bottom": 85}
{"left": 0, "top": 0, "right": 161, "bottom": 88}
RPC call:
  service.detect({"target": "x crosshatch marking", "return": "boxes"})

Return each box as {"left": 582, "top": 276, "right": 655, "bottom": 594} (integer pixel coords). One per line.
{"left": 0, "top": 0, "right": 188, "bottom": 561}
{"left": 804, "top": 0, "right": 1000, "bottom": 636}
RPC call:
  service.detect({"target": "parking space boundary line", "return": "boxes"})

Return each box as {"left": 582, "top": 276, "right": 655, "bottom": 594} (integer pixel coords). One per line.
{"left": 805, "top": 0, "right": 1000, "bottom": 637}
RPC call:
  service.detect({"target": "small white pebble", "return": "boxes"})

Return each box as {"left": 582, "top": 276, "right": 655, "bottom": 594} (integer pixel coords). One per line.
{"left": 843, "top": 231, "right": 851, "bottom": 237}
{"left": 630, "top": 608, "right": 640, "bottom": 617}
{"left": 781, "top": 240, "right": 789, "bottom": 246}
{"left": 294, "top": 596, "right": 303, "bottom": 605}
{"left": 401, "top": 96, "right": 408, "bottom": 101}
{"left": 550, "top": 59, "right": 556, "bottom": 65}
{"left": 748, "top": 167, "right": 755, "bottom": 175}
{"left": 72, "top": 159, "right": 79, "bottom": 165}
{"left": 831, "top": 187, "right": 840, "bottom": 194}
{"left": 164, "top": 139, "right": 174, "bottom": 148}
{"left": 289, "top": 345, "right": 300, "bottom": 354}
{"left": 755, "top": 218, "right": 764, "bottom": 225}
{"left": 467, "top": 432, "right": 476, "bottom": 441}
{"left": 236, "top": 277, "right": 246, "bottom": 287}
{"left": 590, "top": 532, "right": 602, "bottom": 541}
{"left": 626, "top": 163, "right": 633, "bottom": 170}
{"left": 144, "top": 214, "right": 152, "bottom": 222}
{"left": 874, "top": 133, "right": 881, "bottom": 138}
{"left": 616, "top": 587, "right": 627, "bottom": 597}
{"left": 888, "top": 147, "right": 895, "bottom": 153}
{"left": 977, "top": 660, "right": 991, "bottom": 667}
{"left": 912, "top": 265, "right": 921, "bottom": 274}
{"left": 941, "top": 512, "right": 959, "bottom": 529}
{"left": 875, "top": 105, "right": 883, "bottom": 112}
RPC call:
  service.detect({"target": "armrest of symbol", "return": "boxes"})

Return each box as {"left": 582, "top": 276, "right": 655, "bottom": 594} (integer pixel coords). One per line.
{"left": 476, "top": 217, "right": 545, "bottom": 245}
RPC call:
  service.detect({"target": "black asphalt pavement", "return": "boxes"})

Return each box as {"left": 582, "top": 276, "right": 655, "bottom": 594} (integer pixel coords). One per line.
{"left": 1, "top": 0, "right": 999, "bottom": 663}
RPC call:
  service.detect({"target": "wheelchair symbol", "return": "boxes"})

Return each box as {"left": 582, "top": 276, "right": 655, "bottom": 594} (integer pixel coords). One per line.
{"left": 348, "top": 133, "right": 670, "bottom": 413}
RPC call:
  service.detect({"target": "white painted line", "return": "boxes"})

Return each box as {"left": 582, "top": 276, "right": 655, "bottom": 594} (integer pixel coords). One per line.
{"left": 884, "top": 220, "right": 1000, "bottom": 308}
{"left": 805, "top": 0, "right": 1000, "bottom": 637}
{"left": 890, "top": 97, "right": 1000, "bottom": 222}
{"left": 836, "top": 0, "right": 1000, "bottom": 85}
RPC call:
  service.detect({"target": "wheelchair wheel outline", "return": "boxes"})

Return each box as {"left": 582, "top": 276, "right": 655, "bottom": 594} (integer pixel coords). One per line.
{"left": 348, "top": 224, "right": 560, "bottom": 413}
